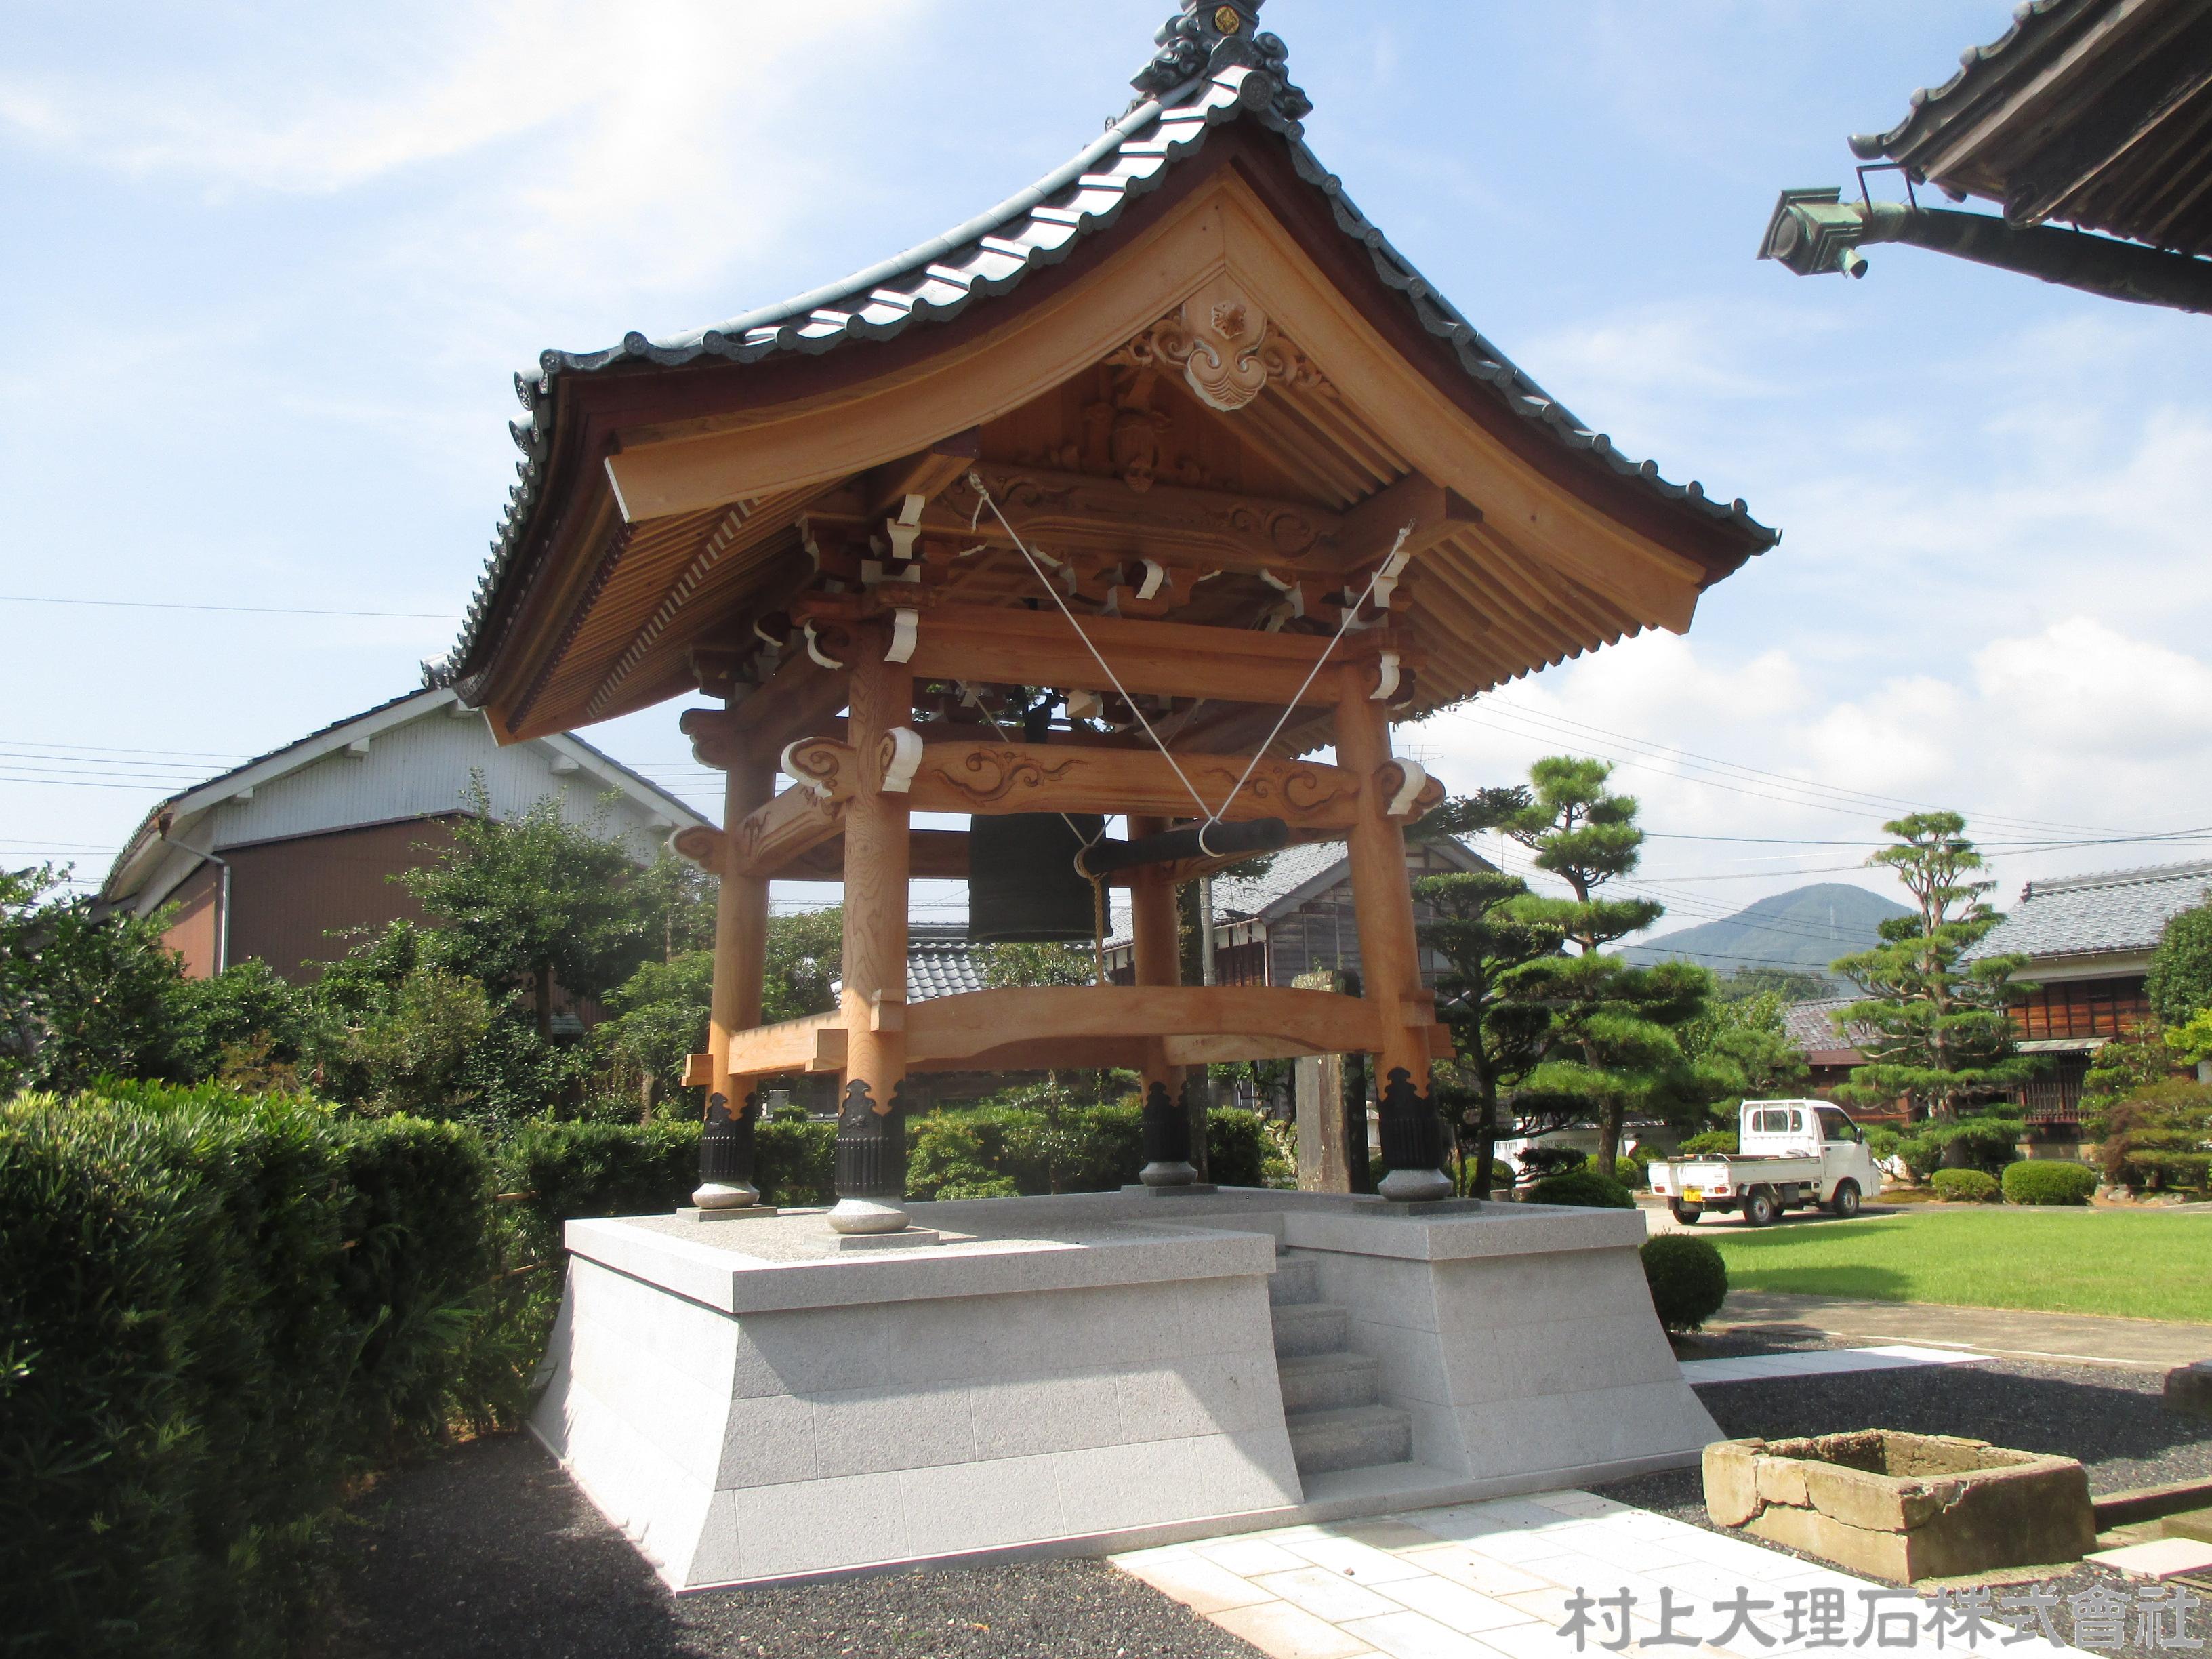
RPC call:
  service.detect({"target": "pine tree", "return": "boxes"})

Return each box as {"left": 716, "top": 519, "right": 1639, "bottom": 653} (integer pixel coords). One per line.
{"left": 1830, "top": 812, "right": 2034, "bottom": 1122}
{"left": 1414, "top": 867, "right": 1562, "bottom": 1196}
{"left": 1419, "top": 760, "right": 1718, "bottom": 1178}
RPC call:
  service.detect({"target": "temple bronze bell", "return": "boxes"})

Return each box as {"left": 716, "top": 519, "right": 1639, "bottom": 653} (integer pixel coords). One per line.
{"left": 968, "top": 812, "right": 1105, "bottom": 943}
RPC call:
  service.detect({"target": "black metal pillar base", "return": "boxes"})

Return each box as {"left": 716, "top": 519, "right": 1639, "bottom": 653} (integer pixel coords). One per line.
{"left": 1376, "top": 1067, "right": 1452, "bottom": 1203}
{"left": 693, "top": 1090, "right": 760, "bottom": 1209}
{"left": 830, "top": 1079, "right": 909, "bottom": 1233}
{"left": 1139, "top": 1078, "right": 1197, "bottom": 1187}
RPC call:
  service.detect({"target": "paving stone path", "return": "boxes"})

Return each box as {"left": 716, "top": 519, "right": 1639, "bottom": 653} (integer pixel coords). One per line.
{"left": 1113, "top": 1490, "right": 2076, "bottom": 1659}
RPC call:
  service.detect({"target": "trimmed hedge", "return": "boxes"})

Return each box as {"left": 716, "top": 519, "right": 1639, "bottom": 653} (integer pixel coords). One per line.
{"left": 905, "top": 1101, "right": 1270, "bottom": 1200}
{"left": 1641, "top": 1234, "right": 1727, "bottom": 1333}
{"left": 0, "top": 1091, "right": 497, "bottom": 1658}
{"left": 1930, "top": 1167, "right": 2001, "bottom": 1203}
{"left": 2001, "top": 1160, "right": 2099, "bottom": 1207}
{"left": 3, "top": 1085, "right": 1270, "bottom": 1654}
{"left": 1526, "top": 1169, "right": 1635, "bottom": 1209}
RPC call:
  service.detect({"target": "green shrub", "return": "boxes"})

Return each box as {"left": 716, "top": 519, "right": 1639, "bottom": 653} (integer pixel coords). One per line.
{"left": 1206, "top": 1107, "right": 1269, "bottom": 1188}
{"left": 1940, "top": 1114, "right": 2026, "bottom": 1174}
{"left": 1619, "top": 1158, "right": 1650, "bottom": 1191}
{"left": 1863, "top": 1126, "right": 1902, "bottom": 1160}
{"left": 1519, "top": 1145, "right": 1587, "bottom": 1179}
{"left": 2100, "top": 1080, "right": 2212, "bottom": 1193}
{"left": 2001, "top": 1160, "right": 2099, "bottom": 1206}
{"left": 1452, "top": 1158, "right": 1517, "bottom": 1197}
{"left": 1678, "top": 1130, "right": 1738, "bottom": 1156}
{"left": 1526, "top": 1169, "right": 1635, "bottom": 1209}
{"left": 1640, "top": 1235, "right": 1728, "bottom": 1333}
{"left": 0, "top": 1087, "right": 495, "bottom": 1658}
{"left": 1929, "top": 1168, "right": 2000, "bottom": 1203}
{"left": 1896, "top": 1132, "right": 1947, "bottom": 1183}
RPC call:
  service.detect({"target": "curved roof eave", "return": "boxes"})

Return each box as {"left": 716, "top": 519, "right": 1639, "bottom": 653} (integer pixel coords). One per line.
{"left": 454, "top": 54, "right": 1779, "bottom": 690}
{"left": 1847, "top": 0, "right": 2084, "bottom": 163}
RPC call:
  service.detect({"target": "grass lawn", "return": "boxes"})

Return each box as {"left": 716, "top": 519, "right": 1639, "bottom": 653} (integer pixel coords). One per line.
{"left": 1704, "top": 1208, "right": 2212, "bottom": 1324}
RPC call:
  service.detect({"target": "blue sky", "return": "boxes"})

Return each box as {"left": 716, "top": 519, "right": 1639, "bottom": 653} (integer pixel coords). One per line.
{"left": 6, "top": 0, "right": 2211, "bottom": 950}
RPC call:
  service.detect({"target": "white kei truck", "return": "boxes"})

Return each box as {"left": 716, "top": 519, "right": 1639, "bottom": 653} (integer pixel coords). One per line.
{"left": 1647, "top": 1099, "right": 1883, "bottom": 1227}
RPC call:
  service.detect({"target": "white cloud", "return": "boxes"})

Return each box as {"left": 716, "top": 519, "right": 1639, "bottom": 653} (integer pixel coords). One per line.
{"left": 1408, "top": 617, "right": 2212, "bottom": 935}
{"left": 2, "top": 0, "right": 931, "bottom": 307}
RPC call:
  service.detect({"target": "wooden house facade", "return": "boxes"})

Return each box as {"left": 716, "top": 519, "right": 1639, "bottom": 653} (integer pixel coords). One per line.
{"left": 1965, "top": 860, "right": 2212, "bottom": 1123}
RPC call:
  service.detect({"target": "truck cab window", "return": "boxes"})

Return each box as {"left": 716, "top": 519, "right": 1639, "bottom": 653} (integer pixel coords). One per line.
{"left": 1817, "top": 1111, "right": 1856, "bottom": 1143}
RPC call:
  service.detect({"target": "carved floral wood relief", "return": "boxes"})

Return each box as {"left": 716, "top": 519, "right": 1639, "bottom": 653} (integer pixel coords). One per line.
{"left": 1111, "top": 278, "right": 1334, "bottom": 416}
{"left": 929, "top": 745, "right": 1085, "bottom": 807}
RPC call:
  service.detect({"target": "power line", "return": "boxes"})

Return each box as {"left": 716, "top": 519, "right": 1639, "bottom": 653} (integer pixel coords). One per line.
{"left": 0, "top": 775, "right": 178, "bottom": 790}
{"left": 1465, "top": 693, "right": 2167, "bottom": 840}
{"left": 0, "top": 595, "right": 458, "bottom": 620}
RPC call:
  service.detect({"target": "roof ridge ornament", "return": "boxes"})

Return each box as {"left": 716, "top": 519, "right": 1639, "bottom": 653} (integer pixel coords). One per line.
{"left": 1130, "top": 1, "right": 1312, "bottom": 125}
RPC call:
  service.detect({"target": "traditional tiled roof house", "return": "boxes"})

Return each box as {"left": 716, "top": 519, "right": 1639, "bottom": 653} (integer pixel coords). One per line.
{"left": 1963, "top": 859, "right": 2212, "bottom": 1123}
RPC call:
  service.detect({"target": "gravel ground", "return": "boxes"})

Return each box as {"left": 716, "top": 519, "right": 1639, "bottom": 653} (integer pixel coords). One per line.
{"left": 314, "top": 1334, "right": 2210, "bottom": 1659}
{"left": 312, "top": 1434, "right": 1261, "bottom": 1659}
{"left": 1592, "top": 1348, "right": 2212, "bottom": 1658}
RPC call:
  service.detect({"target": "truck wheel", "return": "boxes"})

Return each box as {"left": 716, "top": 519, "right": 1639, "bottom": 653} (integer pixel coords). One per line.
{"left": 1668, "top": 1201, "right": 1703, "bottom": 1225}
{"left": 1828, "top": 1180, "right": 1861, "bottom": 1219}
{"left": 1743, "top": 1189, "right": 1780, "bottom": 1227}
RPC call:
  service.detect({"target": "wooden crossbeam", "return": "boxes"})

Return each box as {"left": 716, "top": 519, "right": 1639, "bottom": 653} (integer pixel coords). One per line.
{"left": 904, "top": 740, "right": 1361, "bottom": 827}
{"left": 897, "top": 604, "right": 1376, "bottom": 707}
{"left": 719, "top": 984, "right": 1434, "bottom": 1081}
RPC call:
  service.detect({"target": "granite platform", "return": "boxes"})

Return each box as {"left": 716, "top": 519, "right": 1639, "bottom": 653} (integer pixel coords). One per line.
{"left": 529, "top": 1188, "right": 1717, "bottom": 1590}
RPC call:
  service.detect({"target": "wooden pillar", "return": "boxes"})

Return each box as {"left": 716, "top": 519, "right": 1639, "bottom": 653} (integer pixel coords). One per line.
{"left": 697, "top": 734, "right": 773, "bottom": 1210}
{"left": 1130, "top": 815, "right": 1198, "bottom": 1186}
{"left": 830, "top": 630, "right": 915, "bottom": 1233}
{"left": 710, "top": 747, "right": 775, "bottom": 1098}
{"left": 1334, "top": 662, "right": 1449, "bottom": 1201}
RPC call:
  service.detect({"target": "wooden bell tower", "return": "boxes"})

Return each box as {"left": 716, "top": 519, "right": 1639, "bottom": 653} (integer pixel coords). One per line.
{"left": 441, "top": 0, "right": 1775, "bottom": 1230}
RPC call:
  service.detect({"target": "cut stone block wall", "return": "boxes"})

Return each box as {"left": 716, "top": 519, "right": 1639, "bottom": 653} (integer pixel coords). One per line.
{"left": 532, "top": 1191, "right": 1720, "bottom": 1589}
{"left": 1705, "top": 1432, "right": 2096, "bottom": 1583}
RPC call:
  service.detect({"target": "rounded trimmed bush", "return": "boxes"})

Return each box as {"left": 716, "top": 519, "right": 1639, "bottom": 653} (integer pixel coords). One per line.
{"left": 2001, "top": 1160, "right": 2098, "bottom": 1206}
{"left": 1526, "top": 1169, "right": 1635, "bottom": 1209}
{"left": 1678, "top": 1130, "right": 1738, "bottom": 1156}
{"left": 1641, "top": 1234, "right": 1728, "bottom": 1333}
{"left": 1929, "top": 1167, "right": 2000, "bottom": 1204}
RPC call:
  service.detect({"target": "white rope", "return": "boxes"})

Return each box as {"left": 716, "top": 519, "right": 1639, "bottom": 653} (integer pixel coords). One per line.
{"left": 968, "top": 473, "right": 1215, "bottom": 821}
{"left": 967, "top": 471, "right": 1414, "bottom": 841}
{"left": 1205, "top": 523, "right": 1411, "bottom": 832}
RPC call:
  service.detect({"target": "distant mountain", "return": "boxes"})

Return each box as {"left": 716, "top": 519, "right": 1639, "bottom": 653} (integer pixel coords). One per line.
{"left": 1620, "top": 882, "right": 1910, "bottom": 983}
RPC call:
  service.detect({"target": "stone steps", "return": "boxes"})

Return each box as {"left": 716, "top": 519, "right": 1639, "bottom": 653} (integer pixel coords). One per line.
{"left": 1267, "top": 1255, "right": 1320, "bottom": 1307}
{"left": 1267, "top": 1249, "right": 1414, "bottom": 1480}
{"left": 1286, "top": 1404, "right": 1414, "bottom": 1475}
{"left": 1269, "top": 1300, "right": 1350, "bottom": 1359}
{"left": 1277, "top": 1351, "right": 1384, "bottom": 1414}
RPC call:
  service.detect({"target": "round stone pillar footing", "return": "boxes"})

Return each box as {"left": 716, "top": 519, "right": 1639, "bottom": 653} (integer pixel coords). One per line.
{"left": 827, "top": 1197, "right": 909, "bottom": 1235}
{"left": 1378, "top": 1167, "right": 1454, "bottom": 1204}
{"left": 1140, "top": 1161, "right": 1199, "bottom": 1188}
{"left": 691, "top": 1182, "right": 759, "bottom": 1210}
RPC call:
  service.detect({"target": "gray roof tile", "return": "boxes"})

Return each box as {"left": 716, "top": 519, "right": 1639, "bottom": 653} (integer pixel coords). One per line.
{"left": 1963, "top": 859, "right": 2212, "bottom": 964}
{"left": 906, "top": 923, "right": 991, "bottom": 1002}
{"left": 1782, "top": 996, "right": 1876, "bottom": 1054}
